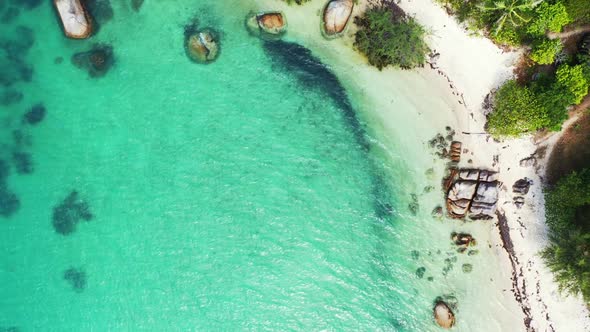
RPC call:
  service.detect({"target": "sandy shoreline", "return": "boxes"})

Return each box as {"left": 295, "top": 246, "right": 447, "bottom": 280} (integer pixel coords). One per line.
{"left": 241, "top": 0, "right": 590, "bottom": 330}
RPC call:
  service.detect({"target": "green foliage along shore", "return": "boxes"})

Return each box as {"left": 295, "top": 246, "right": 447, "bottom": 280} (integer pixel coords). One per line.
{"left": 543, "top": 169, "right": 590, "bottom": 303}
{"left": 354, "top": 6, "right": 429, "bottom": 70}
{"left": 487, "top": 63, "right": 590, "bottom": 136}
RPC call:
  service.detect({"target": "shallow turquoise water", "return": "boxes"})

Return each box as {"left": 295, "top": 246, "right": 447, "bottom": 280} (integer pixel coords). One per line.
{"left": 0, "top": 1, "right": 475, "bottom": 331}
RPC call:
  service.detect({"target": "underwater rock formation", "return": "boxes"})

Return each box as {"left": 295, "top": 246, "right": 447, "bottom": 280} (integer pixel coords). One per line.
{"left": 53, "top": 0, "right": 92, "bottom": 39}
{"left": 23, "top": 103, "right": 46, "bottom": 125}
{"left": 0, "top": 160, "right": 20, "bottom": 218}
{"left": 246, "top": 12, "right": 287, "bottom": 38}
{"left": 9, "top": 0, "right": 42, "bottom": 9}
{"left": 322, "top": 0, "right": 353, "bottom": 37}
{"left": 444, "top": 168, "right": 499, "bottom": 220}
{"left": 184, "top": 23, "right": 219, "bottom": 63}
{"left": 52, "top": 191, "right": 93, "bottom": 235}
{"left": 63, "top": 267, "right": 87, "bottom": 292}
{"left": 72, "top": 44, "right": 114, "bottom": 77}
{"left": 12, "top": 152, "right": 33, "bottom": 174}
{"left": 84, "top": 0, "right": 113, "bottom": 26}
{"left": 0, "top": 90, "right": 23, "bottom": 105}
{"left": 131, "top": 0, "right": 144, "bottom": 12}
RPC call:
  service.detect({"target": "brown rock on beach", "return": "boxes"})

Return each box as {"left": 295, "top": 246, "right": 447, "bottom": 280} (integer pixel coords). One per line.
{"left": 434, "top": 301, "right": 456, "bottom": 328}
{"left": 322, "top": 0, "right": 354, "bottom": 36}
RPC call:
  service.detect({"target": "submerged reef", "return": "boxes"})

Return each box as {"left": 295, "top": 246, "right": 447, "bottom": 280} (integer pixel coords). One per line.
{"left": 84, "top": 0, "right": 113, "bottom": 31}
{"left": 23, "top": 103, "right": 46, "bottom": 125}
{"left": 52, "top": 191, "right": 93, "bottom": 235}
{"left": 9, "top": 0, "right": 42, "bottom": 10}
{"left": 131, "top": 0, "right": 144, "bottom": 12}
{"left": 72, "top": 44, "right": 115, "bottom": 78}
{"left": 12, "top": 151, "right": 33, "bottom": 174}
{"left": 0, "top": 160, "right": 20, "bottom": 218}
{"left": 63, "top": 267, "right": 87, "bottom": 292}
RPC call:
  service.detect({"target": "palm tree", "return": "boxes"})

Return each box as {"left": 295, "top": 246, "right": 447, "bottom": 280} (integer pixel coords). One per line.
{"left": 479, "top": 0, "right": 544, "bottom": 35}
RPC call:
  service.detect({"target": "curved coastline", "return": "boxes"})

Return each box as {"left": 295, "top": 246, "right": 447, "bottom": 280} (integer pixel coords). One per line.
{"left": 230, "top": 0, "right": 590, "bottom": 330}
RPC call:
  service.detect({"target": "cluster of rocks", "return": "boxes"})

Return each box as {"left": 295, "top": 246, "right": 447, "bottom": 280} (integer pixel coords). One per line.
{"left": 513, "top": 177, "right": 532, "bottom": 209}
{"left": 184, "top": 21, "right": 220, "bottom": 64}
{"left": 428, "top": 127, "right": 459, "bottom": 161}
{"left": 451, "top": 232, "right": 477, "bottom": 253}
{"left": 444, "top": 168, "right": 499, "bottom": 220}
{"left": 322, "top": 0, "right": 354, "bottom": 37}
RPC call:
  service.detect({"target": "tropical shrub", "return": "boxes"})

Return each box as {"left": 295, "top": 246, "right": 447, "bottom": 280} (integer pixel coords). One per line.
{"left": 555, "top": 64, "right": 590, "bottom": 105}
{"left": 478, "top": 0, "right": 543, "bottom": 36}
{"left": 564, "top": 0, "right": 590, "bottom": 24}
{"left": 543, "top": 169, "right": 590, "bottom": 303}
{"left": 487, "top": 80, "right": 549, "bottom": 136}
{"left": 354, "top": 7, "right": 429, "bottom": 70}
{"left": 530, "top": 39, "right": 563, "bottom": 64}
{"left": 527, "top": 2, "right": 571, "bottom": 36}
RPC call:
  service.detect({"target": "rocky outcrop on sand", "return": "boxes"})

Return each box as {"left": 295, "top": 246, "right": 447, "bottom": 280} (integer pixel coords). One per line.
{"left": 433, "top": 300, "right": 455, "bottom": 329}
{"left": 445, "top": 168, "right": 499, "bottom": 219}
{"left": 322, "top": 0, "right": 354, "bottom": 37}
{"left": 53, "top": 0, "right": 92, "bottom": 39}
{"left": 246, "top": 12, "right": 287, "bottom": 37}
{"left": 451, "top": 232, "right": 477, "bottom": 253}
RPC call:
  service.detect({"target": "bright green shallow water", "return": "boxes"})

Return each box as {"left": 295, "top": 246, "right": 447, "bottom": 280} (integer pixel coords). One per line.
{"left": 0, "top": 1, "right": 469, "bottom": 331}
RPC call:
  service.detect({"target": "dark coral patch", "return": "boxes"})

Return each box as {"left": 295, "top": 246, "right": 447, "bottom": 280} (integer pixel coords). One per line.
{"left": 23, "top": 103, "right": 46, "bottom": 125}
{"left": 52, "top": 191, "right": 93, "bottom": 235}
{"left": 63, "top": 267, "right": 87, "bottom": 292}
{"left": 0, "top": 7, "right": 19, "bottom": 24}
{"left": 131, "top": 0, "right": 144, "bottom": 12}
{"left": 12, "top": 151, "right": 33, "bottom": 174}
{"left": 0, "top": 89, "right": 23, "bottom": 105}
{"left": 72, "top": 44, "right": 114, "bottom": 78}
{"left": 8, "top": 0, "right": 42, "bottom": 10}
{"left": 84, "top": 0, "right": 113, "bottom": 26}
{"left": 0, "top": 187, "right": 20, "bottom": 217}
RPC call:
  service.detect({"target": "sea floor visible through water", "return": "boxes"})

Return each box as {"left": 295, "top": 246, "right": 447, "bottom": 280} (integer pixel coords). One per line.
{"left": 0, "top": 0, "right": 522, "bottom": 331}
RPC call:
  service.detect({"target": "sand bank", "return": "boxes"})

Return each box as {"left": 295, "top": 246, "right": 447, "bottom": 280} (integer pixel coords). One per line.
{"left": 238, "top": 0, "right": 590, "bottom": 330}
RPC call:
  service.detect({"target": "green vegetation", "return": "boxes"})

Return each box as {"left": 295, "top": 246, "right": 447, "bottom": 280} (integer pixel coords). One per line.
{"left": 353, "top": 6, "right": 429, "bottom": 70}
{"left": 543, "top": 169, "right": 590, "bottom": 303}
{"left": 527, "top": 2, "right": 571, "bottom": 36}
{"left": 487, "top": 80, "right": 548, "bottom": 136}
{"left": 530, "top": 39, "right": 562, "bottom": 64}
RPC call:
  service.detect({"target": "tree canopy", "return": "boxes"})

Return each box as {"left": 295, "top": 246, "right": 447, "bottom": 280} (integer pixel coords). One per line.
{"left": 354, "top": 7, "right": 429, "bottom": 70}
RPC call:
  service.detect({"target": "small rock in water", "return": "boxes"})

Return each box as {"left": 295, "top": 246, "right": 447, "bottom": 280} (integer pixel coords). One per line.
{"left": 184, "top": 22, "right": 220, "bottom": 64}
{"left": 408, "top": 193, "right": 419, "bottom": 215}
{"left": 467, "top": 249, "right": 479, "bottom": 256}
{"left": 411, "top": 250, "right": 420, "bottom": 260}
{"left": 0, "top": 89, "right": 23, "bottom": 105}
{"left": 433, "top": 300, "right": 456, "bottom": 329}
{"left": 23, "top": 103, "right": 46, "bottom": 125}
{"left": 431, "top": 206, "right": 443, "bottom": 218}
{"left": 63, "top": 267, "right": 86, "bottom": 292}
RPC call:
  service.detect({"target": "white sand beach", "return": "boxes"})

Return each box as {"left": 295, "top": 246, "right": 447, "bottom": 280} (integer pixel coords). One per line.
{"left": 238, "top": 0, "right": 590, "bottom": 330}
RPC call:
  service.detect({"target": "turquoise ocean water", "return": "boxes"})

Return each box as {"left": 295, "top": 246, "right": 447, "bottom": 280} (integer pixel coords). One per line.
{"left": 0, "top": 1, "right": 508, "bottom": 331}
